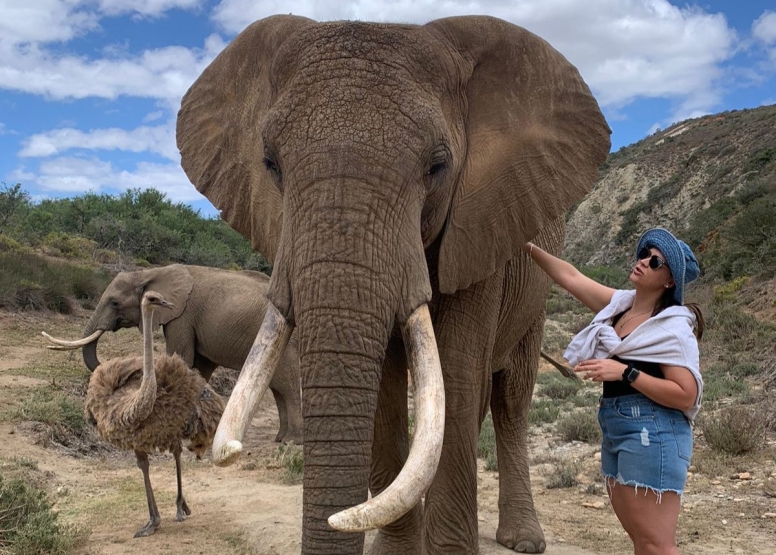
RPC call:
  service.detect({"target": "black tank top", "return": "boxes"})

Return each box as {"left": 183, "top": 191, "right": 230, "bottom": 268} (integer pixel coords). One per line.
{"left": 602, "top": 311, "right": 665, "bottom": 398}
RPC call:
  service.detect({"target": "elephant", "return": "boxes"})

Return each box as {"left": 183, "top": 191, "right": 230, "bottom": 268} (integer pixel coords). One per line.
{"left": 43, "top": 264, "right": 303, "bottom": 445}
{"left": 176, "top": 14, "right": 610, "bottom": 555}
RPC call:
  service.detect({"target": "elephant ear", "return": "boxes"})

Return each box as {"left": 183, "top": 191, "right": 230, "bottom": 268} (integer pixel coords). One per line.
{"left": 425, "top": 16, "right": 611, "bottom": 294}
{"left": 176, "top": 15, "right": 314, "bottom": 263}
{"left": 143, "top": 265, "right": 194, "bottom": 326}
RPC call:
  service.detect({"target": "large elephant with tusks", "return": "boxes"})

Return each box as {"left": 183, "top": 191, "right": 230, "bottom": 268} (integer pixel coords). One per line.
{"left": 177, "top": 14, "right": 610, "bottom": 555}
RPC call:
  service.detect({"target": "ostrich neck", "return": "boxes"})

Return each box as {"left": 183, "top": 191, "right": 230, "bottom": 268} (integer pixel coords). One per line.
{"left": 123, "top": 305, "right": 157, "bottom": 427}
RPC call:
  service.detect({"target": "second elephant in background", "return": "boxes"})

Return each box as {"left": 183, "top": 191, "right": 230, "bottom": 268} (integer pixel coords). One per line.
{"left": 46, "top": 264, "right": 303, "bottom": 444}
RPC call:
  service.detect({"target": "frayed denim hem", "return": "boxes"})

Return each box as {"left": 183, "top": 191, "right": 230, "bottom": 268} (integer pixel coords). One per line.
{"left": 602, "top": 473, "right": 684, "bottom": 504}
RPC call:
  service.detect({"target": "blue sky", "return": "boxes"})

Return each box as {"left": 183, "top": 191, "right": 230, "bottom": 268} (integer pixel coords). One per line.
{"left": 1, "top": 1, "right": 774, "bottom": 217}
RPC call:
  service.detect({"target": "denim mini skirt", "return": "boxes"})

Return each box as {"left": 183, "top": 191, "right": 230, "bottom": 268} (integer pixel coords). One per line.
{"left": 597, "top": 393, "right": 693, "bottom": 498}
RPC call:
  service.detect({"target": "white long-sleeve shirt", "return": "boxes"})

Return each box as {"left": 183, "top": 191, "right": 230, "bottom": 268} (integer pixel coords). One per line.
{"left": 563, "top": 290, "right": 703, "bottom": 420}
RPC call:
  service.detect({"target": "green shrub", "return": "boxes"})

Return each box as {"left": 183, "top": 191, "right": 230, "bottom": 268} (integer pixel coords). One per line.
{"left": 700, "top": 406, "right": 767, "bottom": 455}
{"left": 0, "top": 252, "right": 110, "bottom": 313}
{"left": 539, "top": 375, "right": 581, "bottom": 400}
{"left": 580, "top": 264, "right": 629, "bottom": 288}
{"left": 529, "top": 399, "right": 561, "bottom": 425}
{"left": 702, "top": 375, "right": 749, "bottom": 403}
{"left": 544, "top": 457, "right": 580, "bottom": 489}
{"left": 0, "top": 234, "right": 31, "bottom": 254}
{"left": 556, "top": 410, "right": 601, "bottom": 443}
{"left": 730, "top": 362, "right": 760, "bottom": 378}
{"left": 11, "top": 387, "right": 86, "bottom": 439}
{"left": 272, "top": 442, "right": 304, "bottom": 484}
{"left": 43, "top": 232, "right": 96, "bottom": 259}
{"left": 478, "top": 413, "right": 497, "bottom": 463}
{"left": 0, "top": 475, "right": 82, "bottom": 555}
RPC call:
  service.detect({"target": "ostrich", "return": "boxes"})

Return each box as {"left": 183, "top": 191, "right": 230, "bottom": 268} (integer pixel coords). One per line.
{"left": 84, "top": 290, "right": 225, "bottom": 537}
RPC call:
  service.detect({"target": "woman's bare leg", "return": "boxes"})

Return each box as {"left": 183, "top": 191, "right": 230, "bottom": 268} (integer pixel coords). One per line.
{"left": 609, "top": 482, "right": 681, "bottom": 555}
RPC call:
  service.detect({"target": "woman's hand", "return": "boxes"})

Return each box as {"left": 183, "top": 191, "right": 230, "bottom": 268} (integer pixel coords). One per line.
{"left": 574, "top": 359, "right": 628, "bottom": 382}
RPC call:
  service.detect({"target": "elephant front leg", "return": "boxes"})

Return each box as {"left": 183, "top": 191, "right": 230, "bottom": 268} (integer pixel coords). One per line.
{"left": 369, "top": 338, "right": 422, "bottom": 555}
{"left": 491, "top": 320, "right": 545, "bottom": 553}
{"left": 423, "top": 281, "right": 500, "bottom": 555}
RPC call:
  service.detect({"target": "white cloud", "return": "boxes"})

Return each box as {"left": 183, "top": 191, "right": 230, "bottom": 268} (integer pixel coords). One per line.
{"left": 19, "top": 123, "right": 177, "bottom": 160}
{"left": 0, "top": 1, "right": 98, "bottom": 45}
{"left": 211, "top": 0, "right": 737, "bottom": 115}
{"left": 0, "top": 35, "right": 226, "bottom": 102}
{"left": 752, "top": 10, "right": 776, "bottom": 45}
{"left": 0, "top": 0, "right": 204, "bottom": 46}
{"left": 96, "top": 0, "right": 204, "bottom": 18}
{"left": 11, "top": 156, "right": 206, "bottom": 202}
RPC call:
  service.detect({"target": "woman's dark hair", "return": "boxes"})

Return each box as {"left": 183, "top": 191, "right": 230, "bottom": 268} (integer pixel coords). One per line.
{"left": 654, "top": 287, "right": 705, "bottom": 340}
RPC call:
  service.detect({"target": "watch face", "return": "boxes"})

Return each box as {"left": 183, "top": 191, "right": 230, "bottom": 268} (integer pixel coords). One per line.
{"left": 627, "top": 368, "right": 639, "bottom": 383}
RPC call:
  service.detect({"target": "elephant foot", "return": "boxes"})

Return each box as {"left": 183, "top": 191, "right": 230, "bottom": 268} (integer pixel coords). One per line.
{"left": 133, "top": 518, "right": 160, "bottom": 538}
{"left": 497, "top": 515, "right": 546, "bottom": 553}
{"left": 277, "top": 433, "right": 303, "bottom": 445}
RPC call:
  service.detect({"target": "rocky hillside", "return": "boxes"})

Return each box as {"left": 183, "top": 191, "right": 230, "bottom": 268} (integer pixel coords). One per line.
{"left": 564, "top": 103, "right": 776, "bottom": 275}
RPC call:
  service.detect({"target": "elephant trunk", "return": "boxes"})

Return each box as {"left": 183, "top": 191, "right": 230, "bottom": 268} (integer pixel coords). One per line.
{"left": 294, "top": 269, "right": 392, "bottom": 555}
{"left": 82, "top": 312, "right": 103, "bottom": 372}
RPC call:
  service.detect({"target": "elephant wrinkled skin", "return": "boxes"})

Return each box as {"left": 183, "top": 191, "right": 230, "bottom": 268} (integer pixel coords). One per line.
{"left": 177, "top": 14, "right": 610, "bottom": 555}
{"left": 48, "top": 265, "right": 302, "bottom": 444}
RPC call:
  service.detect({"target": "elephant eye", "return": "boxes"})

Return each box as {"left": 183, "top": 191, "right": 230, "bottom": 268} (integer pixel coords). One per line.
{"left": 263, "top": 156, "right": 283, "bottom": 190}
{"left": 110, "top": 299, "right": 119, "bottom": 308}
{"left": 426, "top": 162, "right": 446, "bottom": 177}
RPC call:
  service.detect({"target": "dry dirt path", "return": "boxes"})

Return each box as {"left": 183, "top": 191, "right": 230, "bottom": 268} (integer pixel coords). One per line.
{"left": 2, "top": 310, "right": 774, "bottom": 555}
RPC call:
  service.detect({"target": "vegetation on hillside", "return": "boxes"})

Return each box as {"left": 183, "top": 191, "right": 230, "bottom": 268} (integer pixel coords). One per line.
{"left": 566, "top": 104, "right": 776, "bottom": 283}
{"left": 0, "top": 184, "right": 269, "bottom": 272}
{"left": 0, "top": 184, "right": 271, "bottom": 313}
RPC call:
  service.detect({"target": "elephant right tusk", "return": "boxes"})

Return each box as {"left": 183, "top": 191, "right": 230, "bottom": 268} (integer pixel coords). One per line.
{"left": 211, "top": 302, "right": 293, "bottom": 467}
{"left": 41, "top": 330, "right": 103, "bottom": 348}
{"left": 328, "top": 303, "right": 445, "bottom": 532}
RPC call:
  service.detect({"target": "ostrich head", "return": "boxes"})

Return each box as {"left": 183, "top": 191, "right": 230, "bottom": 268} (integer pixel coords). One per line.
{"left": 141, "top": 290, "right": 175, "bottom": 311}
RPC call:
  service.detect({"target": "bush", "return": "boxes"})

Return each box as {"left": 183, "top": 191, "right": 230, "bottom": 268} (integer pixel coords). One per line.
{"left": 0, "top": 475, "right": 82, "bottom": 555}
{"left": 528, "top": 399, "right": 561, "bottom": 425}
{"left": 0, "top": 252, "right": 110, "bottom": 313}
{"left": 12, "top": 387, "right": 87, "bottom": 439}
{"left": 700, "top": 406, "right": 767, "bottom": 455}
{"left": 42, "top": 232, "right": 96, "bottom": 260}
{"left": 538, "top": 375, "right": 581, "bottom": 400}
{"left": 702, "top": 375, "right": 749, "bottom": 403}
{"left": 556, "top": 410, "right": 601, "bottom": 443}
{"left": 478, "top": 413, "right": 497, "bottom": 463}
{"left": 544, "top": 457, "right": 580, "bottom": 489}
{"left": 272, "top": 442, "right": 304, "bottom": 484}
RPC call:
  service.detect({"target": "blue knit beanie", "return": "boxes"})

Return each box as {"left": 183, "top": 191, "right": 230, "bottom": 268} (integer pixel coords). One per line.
{"left": 636, "top": 228, "right": 700, "bottom": 305}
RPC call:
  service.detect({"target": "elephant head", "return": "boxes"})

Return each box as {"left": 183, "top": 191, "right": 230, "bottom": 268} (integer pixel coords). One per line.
{"left": 44, "top": 265, "right": 193, "bottom": 371}
{"left": 177, "top": 14, "right": 610, "bottom": 554}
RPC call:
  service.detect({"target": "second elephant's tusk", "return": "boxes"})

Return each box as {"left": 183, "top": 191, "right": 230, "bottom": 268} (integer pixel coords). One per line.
{"left": 328, "top": 303, "right": 445, "bottom": 532}
{"left": 41, "top": 329, "right": 103, "bottom": 348}
{"left": 211, "top": 302, "right": 293, "bottom": 467}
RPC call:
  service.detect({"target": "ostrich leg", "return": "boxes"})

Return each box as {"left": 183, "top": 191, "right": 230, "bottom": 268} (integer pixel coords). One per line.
{"left": 134, "top": 451, "right": 161, "bottom": 537}
{"left": 173, "top": 446, "right": 191, "bottom": 521}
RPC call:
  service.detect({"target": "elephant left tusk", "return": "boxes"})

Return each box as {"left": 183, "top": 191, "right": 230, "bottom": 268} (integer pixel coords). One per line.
{"left": 328, "top": 303, "right": 445, "bottom": 532}
{"left": 211, "top": 302, "right": 293, "bottom": 467}
{"left": 41, "top": 329, "right": 103, "bottom": 348}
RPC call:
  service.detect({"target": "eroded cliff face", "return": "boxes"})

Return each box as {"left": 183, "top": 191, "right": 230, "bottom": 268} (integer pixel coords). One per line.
{"left": 564, "top": 104, "right": 776, "bottom": 267}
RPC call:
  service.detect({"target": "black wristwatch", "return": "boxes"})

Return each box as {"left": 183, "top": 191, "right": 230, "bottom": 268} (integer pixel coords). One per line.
{"left": 622, "top": 363, "right": 641, "bottom": 384}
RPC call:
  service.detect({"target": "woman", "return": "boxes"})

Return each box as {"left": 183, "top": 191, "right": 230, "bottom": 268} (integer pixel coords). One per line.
{"left": 525, "top": 227, "right": 703, "bottom": 555}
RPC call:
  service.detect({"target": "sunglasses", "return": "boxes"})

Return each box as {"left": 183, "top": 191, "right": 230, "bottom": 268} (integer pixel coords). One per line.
{"left": 638, "top": 247, "right": 667, "bottom": 270}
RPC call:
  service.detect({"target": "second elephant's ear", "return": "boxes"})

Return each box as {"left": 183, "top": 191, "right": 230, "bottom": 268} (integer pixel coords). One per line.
{"left": 177, "top": 15, "right": 314, "bottom": 264}
{"left": 143, "top": 265, "right": 194, "bottom": 326}
{"left": 425, "top": 16, "right": 611, "bottom": 294}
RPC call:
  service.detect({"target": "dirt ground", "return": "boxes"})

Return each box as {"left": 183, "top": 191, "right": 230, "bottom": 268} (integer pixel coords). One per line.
{"left": 1, "top": 309, "right": 774, "bottom": 555}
